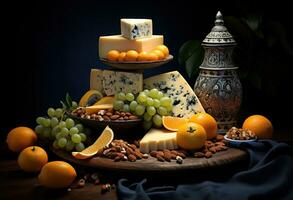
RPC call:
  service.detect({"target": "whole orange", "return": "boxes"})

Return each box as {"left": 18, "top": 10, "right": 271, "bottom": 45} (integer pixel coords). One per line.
{"left": 189, "top": 113, "right": 218, "bottom": 139}
{"left": 18, "top": 146, "right": 48, "bottom": 172}
{"left": 7, "top": 127, "right": 37, "bottom": 152}
{"left": 242, "top": 115, "right": 273, "bottom": 139}
{"left": 38, "top": 161, "right": 77, "bottom": 189}
{"left": 177, "top": 122, "right": 207, "bottom": 150}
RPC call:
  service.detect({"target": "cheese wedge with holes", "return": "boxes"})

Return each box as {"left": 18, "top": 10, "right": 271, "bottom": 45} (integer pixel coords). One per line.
{"left": 99, "top": 35, "right": 163, "bottom": 59}
{"left": 139, "top": 128, "right": 178, "bottom": 153}
{"left": 121, "top": 19, "right": 153, "bottom": 40}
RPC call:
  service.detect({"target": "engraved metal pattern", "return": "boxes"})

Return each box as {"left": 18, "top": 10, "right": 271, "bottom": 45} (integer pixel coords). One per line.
{"left": 194, "top": 70, "right": 242, "bottom": 133}
{"left": 202, "top": 11, "right": 235, "bottom": 44}
{"left": 200, "top": 47, "right": 236, "bottom": 69}
{"left": 194, "top": 11, "right": 242, "bottom": 133}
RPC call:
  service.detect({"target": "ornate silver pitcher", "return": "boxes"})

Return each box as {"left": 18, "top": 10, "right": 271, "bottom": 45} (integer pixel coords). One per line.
{"left": 194, "top": 11, "right": 242, "bottom": 134}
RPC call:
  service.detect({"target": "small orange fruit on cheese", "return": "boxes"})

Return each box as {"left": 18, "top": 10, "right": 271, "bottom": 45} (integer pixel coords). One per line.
{"left": 137, "top": 51, "right": 148, "bottom": 61}
{"left": 146, "top": 52, "right": 159, "bottom": 61}
{"left": 118, "top": 52, "right": 126, "bottom": 62}
{"left": 155, "top": 45, "right": 169, "bottom": 57}
{"left": 177, "top": 122, "right": 207, "bottom": 150}
{"left": 242, "top": 115, "right": 273, "bottom": 139}
{"left": 151, "top": 49, "right": 165, "bottom": 60}
{"left": 189, "top": 113, "right": 218, "bottom": 139}
{"left": 38, "top": 161, "right": 77, "bottom": 189}
{"left": 7, "top": 127, "right": 37, "bottom": 152}
{"left": 162, "top": 116, "right": 188, "bottom": 131}
{"left": 18, "top": 146, "right": 48, "bottom": 172}
{"left": 107, "top": 50, "right": 120, "bottom": 61}
{"left": 125, "top": 50, "right": 138, "bottom": 61}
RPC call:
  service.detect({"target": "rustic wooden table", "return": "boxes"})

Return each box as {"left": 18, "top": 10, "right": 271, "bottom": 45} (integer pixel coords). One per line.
{"left": 0, "top": 131, "right": 292, "bottom": 200}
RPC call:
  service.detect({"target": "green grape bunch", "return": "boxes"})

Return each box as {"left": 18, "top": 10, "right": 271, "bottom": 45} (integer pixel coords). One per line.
{"left": 34, "top": 93, "right": 90, "bottom": 152}
{"left": 113, "top": 88, "right": 173, "bottom": 130}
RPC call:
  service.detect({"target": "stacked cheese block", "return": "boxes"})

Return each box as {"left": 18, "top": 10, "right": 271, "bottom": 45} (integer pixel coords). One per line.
{"left": 90, "top": 19, "right": 206, "bottom": 154}
{"left": 99, "top": 19, "right": 164, "bottom": 60}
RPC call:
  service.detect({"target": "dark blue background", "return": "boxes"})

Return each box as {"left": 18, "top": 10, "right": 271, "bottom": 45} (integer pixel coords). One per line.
{"left": 3, "top": 0, "right": 293, "bottom": 137}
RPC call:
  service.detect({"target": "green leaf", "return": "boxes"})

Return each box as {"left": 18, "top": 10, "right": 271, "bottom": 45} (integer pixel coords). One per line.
{"left": 178, "top": 40, "right": 202, "bottom": 65}
{"left": 224, "top": 16, "right": 254, "bottom": 46}
{"left": 266, "top": 20, "right": 293, "bottom": 56}
{"left": 243, "top": 14, "right": 262, "bottom": 31}
{"left": 185, "top": 47, "right": 204, "bottom": 79}
{"left": 60, "top": 100, "right": 67, "bottom": 110}
{"left": 66, "top": 93, "right": 73, "bottom": 108}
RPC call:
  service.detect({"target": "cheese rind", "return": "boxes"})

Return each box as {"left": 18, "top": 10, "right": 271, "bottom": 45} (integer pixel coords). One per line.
{"left": 144, "top": 71, "right": 205, "bottom": 118}
{"left": 121, "top": 19, "right": 153, "bottom": 40}
{"left": 99, "top": 35, "right": 163, "bottom": 59}
{"left": 115, "top": 71, "right": 143, "bottom": 95}
{"left": 90, "top": 69, "right": 103, "bottom": 93}
{"left": 139, "top": 128, "right": 178, "bottom": 153}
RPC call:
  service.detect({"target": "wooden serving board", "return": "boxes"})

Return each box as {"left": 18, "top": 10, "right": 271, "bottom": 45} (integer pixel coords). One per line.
{"left": 52, "top": 148, "right": 247, "bottom": 173}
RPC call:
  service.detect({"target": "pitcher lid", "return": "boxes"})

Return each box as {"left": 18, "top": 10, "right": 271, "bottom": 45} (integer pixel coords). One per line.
{"left": 203, "top": 11, "right": 236, "bottom": 45}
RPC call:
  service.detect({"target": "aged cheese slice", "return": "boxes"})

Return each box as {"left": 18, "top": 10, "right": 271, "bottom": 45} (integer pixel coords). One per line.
{"left": 139, "top": 128, "right": 178, "bottom": 153}
{"left": 144, "top": 71, "right": 205, "bottom": 118}
{"left": 121, "top": 18, "right": 152, "bottom": 40}
{"left": 85, "top": 104, "right": 113, "bottom": 114}
{"left": 90, "top": 69, "right": 103, "bottom": 93}
{"left": 99, "top": 35, "right": 163, "bottom": 59}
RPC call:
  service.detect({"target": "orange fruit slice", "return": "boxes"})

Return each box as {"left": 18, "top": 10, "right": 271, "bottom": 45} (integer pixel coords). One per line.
{"left": 189, "top": 113, "right": 218, "bottom": 139}
{"left": 93, "top": 96, "right": 115, "bottom": 106}
{"left": 72, "top": 126, "right": 114, "bottom": 159}
{"left": 85, "top": 104, "right": 113, "bottom": 114}
{"left": 177, "top": 122, "right": 207, "bottom": 150}
{"left": 38, "top": 161, "right": 77, "bottom": 189}
{"left": 242, "top": 115, "right": 273, "bottom": 139}
{"left": 162, "top": 116, "right": 189, "bottom": 131}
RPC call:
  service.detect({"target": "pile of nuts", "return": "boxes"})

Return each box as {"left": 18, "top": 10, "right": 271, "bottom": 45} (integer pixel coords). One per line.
{"left": 96, "top": 140, "right": 147, "bottom": 162}
{"left": 95, "top": 135, "right": 229, "bottom": 164}
{"left": 71, "top": 108, "right": 139, "bottom": 121}
{"left": 226, "top": 127, "right": 256, "bottom": 140}
{"left": 149, "top": 149, "right": 186, "bottom": 164}
{"left": 149, "top": 135, "right": 229, "bottom": 161}
{"left": 193, "top": 135, "right": 229, "bottom": 158}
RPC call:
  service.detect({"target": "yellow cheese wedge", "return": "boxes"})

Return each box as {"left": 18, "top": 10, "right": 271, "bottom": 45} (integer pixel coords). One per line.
{"left": 139, "top": 128, "right": 178, "bottom": 153}
{"left": 99, "top": 35, "right": 163, "bottom": 59}
{"left": 85, "top": 104, "right": 113, "bottom": 114}
{"left": 72, "top": 126, "right": 114, "bottom": 159}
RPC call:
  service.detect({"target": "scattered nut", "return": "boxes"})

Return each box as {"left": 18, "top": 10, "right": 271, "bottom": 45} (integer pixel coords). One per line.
{"left": 77, "top": 179, "right": 85, "bottom": 188}
{"left": 176, "top": 156, "right": 183, "bottom": 164}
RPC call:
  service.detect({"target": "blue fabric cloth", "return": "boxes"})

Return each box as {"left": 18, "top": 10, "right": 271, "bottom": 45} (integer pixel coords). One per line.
{"left": 117, "top": 140, "right": 293, "bottom": 200}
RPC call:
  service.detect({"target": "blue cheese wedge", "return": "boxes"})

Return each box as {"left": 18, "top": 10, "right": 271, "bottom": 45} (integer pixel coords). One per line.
{"left": 115, "top": 71, "right": 143, "bottom": 94}
{"left": 121, "top": 19, "right": 153, "bottom": 40}
{"left": 102, "top": 70, "right": 143, "bottom": 96}
{"left": 144, "top": 71, "right": 205, "bottom": 118}
{"left": 102, "top": 70, "right": 116, "bottom": 96}
{"left": 90, "top": 69, "right": 104, "bottom": 94}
